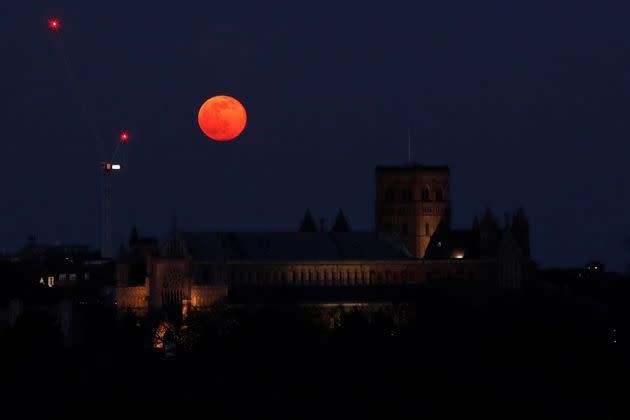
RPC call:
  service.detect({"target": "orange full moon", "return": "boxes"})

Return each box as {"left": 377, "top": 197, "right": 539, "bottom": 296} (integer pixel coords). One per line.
{"left": 197, "top": 95, "right": 247, "bottom": 141}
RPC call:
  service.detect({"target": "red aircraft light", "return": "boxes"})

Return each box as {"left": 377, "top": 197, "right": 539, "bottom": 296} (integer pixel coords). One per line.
{"left": 48, "top": 18, "right": 60, "bottom": 31}
{"left": 120, "top": 131, "right": 129, "bottom": 143}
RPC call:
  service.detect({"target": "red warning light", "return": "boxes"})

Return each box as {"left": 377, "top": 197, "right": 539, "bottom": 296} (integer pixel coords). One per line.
{"left": 48, "top": 18, "right": 60, "bottom": 31}
{"left": 120, "top": 131, "right": 129, "bottom": 143}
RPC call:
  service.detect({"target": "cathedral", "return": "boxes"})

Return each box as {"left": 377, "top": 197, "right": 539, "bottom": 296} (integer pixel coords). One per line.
{"left": 115, "top": 164, "right": 533, "bottom": 315}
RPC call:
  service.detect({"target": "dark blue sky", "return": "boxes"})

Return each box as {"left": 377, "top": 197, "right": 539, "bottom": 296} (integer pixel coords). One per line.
{"left": 1, "top": 0, "right": 629, "bottom": 270}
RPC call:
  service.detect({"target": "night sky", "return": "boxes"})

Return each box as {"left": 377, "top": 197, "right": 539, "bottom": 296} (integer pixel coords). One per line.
{"left": 2, "top": 1, "right": 629, "bottom": 270}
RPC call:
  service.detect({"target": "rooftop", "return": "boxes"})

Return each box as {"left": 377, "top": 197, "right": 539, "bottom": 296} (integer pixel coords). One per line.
{"left": 176, "top": 231, "right": 413, "bottom": 262}
{"left": 375, "top": 163, "right": 449, "bottom": 172}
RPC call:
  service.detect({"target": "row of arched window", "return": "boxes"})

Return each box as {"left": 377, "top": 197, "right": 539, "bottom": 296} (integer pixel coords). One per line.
{"left": 228, "top": 269, "right": 413, "bottom": 287}
{"left": 383, "top": 222, "right": 430, "bottom": 236}
{"left": 385, "top": 186, "right": 446, "bottom": 202}
{"left": 162, "top": 290, "right": 185, "bottom": 306}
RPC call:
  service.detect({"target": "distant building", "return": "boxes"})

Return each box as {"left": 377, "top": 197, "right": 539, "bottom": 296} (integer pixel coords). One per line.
{"left": 5, "top": 241, "right": 113, "bottom": 290}
{"left": 0, "top": 240, "right": 114, "bottom": 344}
{"left": 540, "top": 260, "right": 618, "bottom": 290}
{"left": 115, "top": 163, "right": 534, "bottom": 315}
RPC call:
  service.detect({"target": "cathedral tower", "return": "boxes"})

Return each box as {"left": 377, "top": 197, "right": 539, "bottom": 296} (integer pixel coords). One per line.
{"left": 375, "top": 164, "right": 451, "bottom": 258}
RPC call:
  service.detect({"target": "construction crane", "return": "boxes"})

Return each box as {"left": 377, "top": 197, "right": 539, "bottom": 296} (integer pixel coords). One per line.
{"left": 100, "top": 131, "right": 129, "bottom": 259}
{"left": 46, "top": 18, "right": 132, "bottom": 259}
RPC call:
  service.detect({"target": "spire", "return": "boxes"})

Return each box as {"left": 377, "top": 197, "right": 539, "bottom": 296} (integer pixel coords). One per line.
{"left": 117, "top": 243, "right": 128, "bottom": 261}
{"left": 472, "top": 214, "right": 480, "bottom": 231}
{"left": 331, "top": 209, "right": 351, "bottom": 232}
{"left": 511, "top": 207, "right": 530, "bottom": 257}
{"left": 298, "top": 209, "right": 317, "bottom": 232}
{"left": 512, "top": 207, "right": 529, "bottom": 228}
{"left": 407, "top": 122, "right": 412, "bottom": 163}
{"left": 129, "top": 227, "right": 139, "bottom": 245}
{"left": 479, "top": 208, "right": 499, "bottom": 257}
{"left": 481, "top": 208, "right": 498, "bottom": 229}
{"left": 170, "top": 210, "right": 178, "bottom": 234}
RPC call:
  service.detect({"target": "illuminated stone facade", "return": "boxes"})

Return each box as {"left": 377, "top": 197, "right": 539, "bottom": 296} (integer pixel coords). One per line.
{"left": 115, "top": 233, "right": 530, "bottom": 313}
{"left": 375, "top": 164, "right": 451, "bottom": 258}
{"left": 114, "top": 164, "right": 533, "bottom": 314}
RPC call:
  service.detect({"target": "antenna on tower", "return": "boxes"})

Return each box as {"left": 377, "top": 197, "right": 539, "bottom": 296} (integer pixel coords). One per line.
{"left": 407, "top": 124, "right": 411, "bottom": 162}
{"left": 407, "top": 121, "right": 413, "bottom": 163}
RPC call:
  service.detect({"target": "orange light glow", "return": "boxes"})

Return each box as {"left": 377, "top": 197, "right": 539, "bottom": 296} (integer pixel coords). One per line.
{"left": 197, "top": 95, "right": 247, "bottom": 141}
{"left": 153, "top": 322, "right": 172, "bottom": 349}
{"left": 452, "top": 250, "right": 465, "bottom": 259}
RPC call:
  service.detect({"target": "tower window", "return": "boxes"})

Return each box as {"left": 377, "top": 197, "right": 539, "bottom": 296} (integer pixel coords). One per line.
{"left": 421, "top": 186, "right": 431, "bottom": 202}
{"left": 436, "top": 188, "right": 444, "bottom": 202}
{"left": 401, "top": 189, "right": 412, "bottom": 201}
{"left": 425, "top": 223, "right": 430, "bottom": 236}
{"left": 385, "top": 188, "right": 396, "bottom": 202}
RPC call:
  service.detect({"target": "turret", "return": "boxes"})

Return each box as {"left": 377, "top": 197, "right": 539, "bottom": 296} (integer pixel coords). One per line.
{"left": 331, "top": 209, "right": 351, "bottom": 232}
{"left": 298, "top": 209, "right": 318, "bottom": 232}
{"left": 479, "top": 208, "right": 499, "bottom": 257}
{"left": 511, "top": 207, "right": 530, "bottom": 257}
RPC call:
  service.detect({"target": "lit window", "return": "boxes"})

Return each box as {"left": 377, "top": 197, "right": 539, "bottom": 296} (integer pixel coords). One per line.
{"left": 47, "top": 276, "right": 55, "bottom": 288}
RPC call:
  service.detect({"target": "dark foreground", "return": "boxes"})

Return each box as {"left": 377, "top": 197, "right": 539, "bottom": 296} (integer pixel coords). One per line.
{"left": 1, "top": 286, "right": 628, "bottom": 419}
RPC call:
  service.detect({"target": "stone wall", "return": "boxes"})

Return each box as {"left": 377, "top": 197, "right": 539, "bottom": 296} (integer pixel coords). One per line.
{"left": 223, "top": 259, "right": 493, "bottom": 288}
{"left": 115, "top": 286, "right": 148, "bottom": 315}
{"left": 191, "top": 285, "right": 228, "bottom": 309}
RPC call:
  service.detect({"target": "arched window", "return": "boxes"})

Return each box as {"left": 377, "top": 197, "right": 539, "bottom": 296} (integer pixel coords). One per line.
{"left": 385, "top": 188, "right": 396, "bottom": 202}
{"left": 421, "top": 186, "right": 431, "bottom": 201}
{"left": 435, "top": 188, "right": 444, "bottom": 202}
